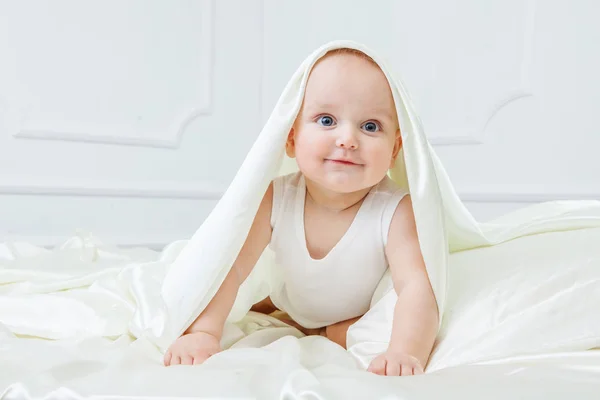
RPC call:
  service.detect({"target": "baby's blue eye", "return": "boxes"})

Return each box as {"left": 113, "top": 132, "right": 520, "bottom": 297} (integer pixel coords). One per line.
{"left": 317, "top": 115, "right": 335, "bottom": 127}
{"left": 362, "top": 121, "right": 380, "bottom": 133}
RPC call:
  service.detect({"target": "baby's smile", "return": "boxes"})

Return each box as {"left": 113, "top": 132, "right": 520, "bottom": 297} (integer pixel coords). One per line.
{"left": 324, "top": 157, "right": 363, "bottom": 166}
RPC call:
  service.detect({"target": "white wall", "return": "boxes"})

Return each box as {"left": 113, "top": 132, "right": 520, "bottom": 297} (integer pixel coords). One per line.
{"left": 1, "top": 0, "right": 599, "bottom": 249}
{"left": 0, "top": 0, "right": 264, "bottom": 248}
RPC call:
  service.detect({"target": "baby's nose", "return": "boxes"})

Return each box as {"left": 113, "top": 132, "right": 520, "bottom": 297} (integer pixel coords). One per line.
{"left": 335, "top": 127, "right": 359, "bottom": 149}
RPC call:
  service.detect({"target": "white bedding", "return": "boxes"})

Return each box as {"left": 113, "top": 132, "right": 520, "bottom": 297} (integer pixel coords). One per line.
{"left": 2, "top": 225, "right": 600, "bottom": 399}
{"left": 2, "top": 336, "right": 600, "bottom": 399}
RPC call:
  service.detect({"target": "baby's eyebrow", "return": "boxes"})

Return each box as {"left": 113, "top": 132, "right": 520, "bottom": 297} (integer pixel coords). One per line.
{"left": 305, "top": 102, "right": 337, "bottom": 112}
{"left": 368, "top": 108, "right": 396, "bottom": 121}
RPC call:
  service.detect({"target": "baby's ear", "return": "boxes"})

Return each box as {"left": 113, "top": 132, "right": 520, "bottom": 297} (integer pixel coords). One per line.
{"left": 285, "top": 128, "right": 296, "bottom": 158}
{"left": 389, "top": 129, "right": 402, "bottom": 168}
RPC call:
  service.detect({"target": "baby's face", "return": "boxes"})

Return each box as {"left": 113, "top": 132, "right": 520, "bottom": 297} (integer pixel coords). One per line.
{"left": 287, "top": 52, "right": 401, "bottom": 194}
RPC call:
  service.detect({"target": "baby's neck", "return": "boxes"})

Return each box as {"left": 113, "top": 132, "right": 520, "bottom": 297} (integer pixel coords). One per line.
{"left": 305, "top": 180, "right": 372, "bottom": 212}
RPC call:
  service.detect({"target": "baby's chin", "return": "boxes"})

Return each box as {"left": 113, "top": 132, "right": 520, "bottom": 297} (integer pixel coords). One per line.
{"left": 312, "top": 171, "right": 381, "bottom": 194}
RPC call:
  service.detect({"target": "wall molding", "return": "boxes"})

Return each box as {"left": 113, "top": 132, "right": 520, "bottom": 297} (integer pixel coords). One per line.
{"left": 0, "top": 177, "right": 597, "bottom": 203}
{"left": 0, "top": 177, "right": 226, "bottom": 199}
{"left": 460, "top": 190, "right": 600, "bottom": 203}
{"left": 430, "top": 0, "right": 536, "bottom": 146}
{"left": 11, "top": 0, "right": 215, "bottom": 150}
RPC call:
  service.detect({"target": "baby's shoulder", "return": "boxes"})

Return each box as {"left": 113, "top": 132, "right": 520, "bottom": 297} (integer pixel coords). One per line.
{"left": 269, "top": 171, "right": 302, "bottom": 221}
{"left": 272, "top": 171, "right": 302, "bottom": 184}
{"left": 271, "top": 171, "right": 303, "bottom": 194}
{"left": 371, "top": 175, "right": 408, "bottom": 199}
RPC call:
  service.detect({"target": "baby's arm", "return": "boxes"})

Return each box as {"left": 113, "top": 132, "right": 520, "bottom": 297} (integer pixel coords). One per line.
{"left": 368, "top": 195, "right": 439, "bottom": 376}
{"left": 184, "top": 182, "right": 274, "bottom": 337}
{"left": 164, "top": 183, "right": 274, "bottom": 366}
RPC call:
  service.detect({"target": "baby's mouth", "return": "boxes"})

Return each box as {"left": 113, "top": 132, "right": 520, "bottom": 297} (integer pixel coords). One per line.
{"left": 325, "top": 158, "right": 362, "bottom": 166}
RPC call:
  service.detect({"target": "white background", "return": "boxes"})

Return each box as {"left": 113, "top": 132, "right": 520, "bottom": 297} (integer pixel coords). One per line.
{"left": 0, "top": 0, "right": 598, "bottom": 248}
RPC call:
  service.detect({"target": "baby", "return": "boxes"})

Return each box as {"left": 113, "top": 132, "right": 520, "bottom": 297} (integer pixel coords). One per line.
{"left": 164, "top": 48, "right": 439, "bottom": 376}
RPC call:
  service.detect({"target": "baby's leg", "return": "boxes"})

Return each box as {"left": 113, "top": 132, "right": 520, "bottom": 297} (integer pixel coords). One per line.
{"left": 249, "top": 297, "right": 363, "bottom": 343}
{"left": 324, "top": 316, "right": 363, "bottom": 349}
{"left": 250, "top": 297, "right": 323, "bottom": 336}
{"left": 250, "top": 296, "right": 278, "bottom": 314}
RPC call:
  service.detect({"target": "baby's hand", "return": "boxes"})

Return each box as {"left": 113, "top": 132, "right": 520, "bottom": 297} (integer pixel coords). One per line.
{"left": 164, "top": 331, "right": 221, "bottom": 366}
{"left": 367, "top": 350, "right": 424, "bottom": 376}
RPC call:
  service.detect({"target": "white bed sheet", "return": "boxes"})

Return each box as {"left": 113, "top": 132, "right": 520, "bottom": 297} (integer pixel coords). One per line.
{"left": 2, "top": 334, "right": 600, "bottom": 399}
{"left": 2, "top": 225, "right": 600, "bottom": 399}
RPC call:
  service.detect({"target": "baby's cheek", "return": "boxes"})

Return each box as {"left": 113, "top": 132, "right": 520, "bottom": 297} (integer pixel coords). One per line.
{"left": 294, "top": 149, "right": 322, "bottom": 176}
{"left": 370, "top": 148, "right": 394, "bottom": 168}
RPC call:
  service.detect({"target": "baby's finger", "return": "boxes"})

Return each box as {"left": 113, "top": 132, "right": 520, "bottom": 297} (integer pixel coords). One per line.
{"left": 368, "top": 357, "right": 387, "bottom": 376}
{"left": 163, "top": 351, "right": 172, "bottom": 366}
{"left": 193, "top": 355, "right": 205, "bottom": 365}
{"left": 192, "top": 350, "right": 209, "bottom": 362}
{"left": 181, "top": 355, "right": 194, "bottom": 365}
{"left": 400, "top": 364, "right": 413, "bottom": 377}
{"left": 170, "top": 355, "right": 181, "bottom": 365}
{"left": 385, "top": 361, "right": 401, "bottom": 376}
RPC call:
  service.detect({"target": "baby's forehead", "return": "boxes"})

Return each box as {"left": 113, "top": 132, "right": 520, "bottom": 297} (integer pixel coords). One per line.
{"left": 303, "top": 52, "right": 396, "bottom": 112}
{"left": 309, "top": 50, "right": 377, "bottom": 77}
{"left": 307, "top": 50, "right": 390, "bottom": 90}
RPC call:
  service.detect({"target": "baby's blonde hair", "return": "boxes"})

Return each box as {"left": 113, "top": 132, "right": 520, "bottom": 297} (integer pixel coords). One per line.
{"left": 319, "top": 47, "right": 378, "bottom": 67}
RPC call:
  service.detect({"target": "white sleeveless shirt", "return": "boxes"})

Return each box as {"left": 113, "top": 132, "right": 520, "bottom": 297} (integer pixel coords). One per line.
{"left": 268, "top": 172, "right": 408, "bottom": 328}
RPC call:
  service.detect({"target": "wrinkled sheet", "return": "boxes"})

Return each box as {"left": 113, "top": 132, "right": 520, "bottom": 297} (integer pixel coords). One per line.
{"left": 2, "top": 224, "right": 600, "bottom": 398}
{"left": 2, "top": 335, "right": 600, "bottom": 399}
